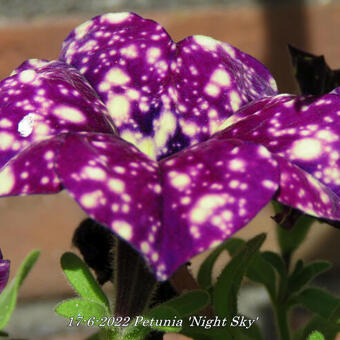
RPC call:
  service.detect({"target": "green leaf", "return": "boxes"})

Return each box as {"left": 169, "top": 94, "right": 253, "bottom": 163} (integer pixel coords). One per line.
{"left": 273, "top": 202, "right": 314, "bottom": 259}
{"left": 0, "top": 250, "right": 40, "bottom": 330}
{"left": 246, "top": 253, "right": 276, "bottom": 301}
{"left": 55, "top": 298, "right": 108, "bottom": 328}
{"left": 158, "top": 290, "right": 210, "bottom": 317}
{"left": 308, "top": 331, "right": 325, "bottom": 340}
{"left": 197, "top": 238, "right": 245, "bottom": 289}
{"left": 262, "top": 251, "right": 287, "bottom": 279}
{"left": 147, "top": 305, "right": 181, "bottom": 332}
{"left": 296, "top": 288, "right": 340, "bottom": 321}
{"left": 0, "top": 331, "right": 8, "bottom": 337}
{"left": 236, "top": 317, "right": 263, "bottom": 340}
{"left": 288, "top": 261, "right": 331, "bottom": 295}
{"left": 213, "top": 234, "right": 266, "bottom": 319}
{"left": 293, "top": 315, "right": 340, "bottom": 340}
{"left": 60, "top": 252, "right": 110, "bottom": 310}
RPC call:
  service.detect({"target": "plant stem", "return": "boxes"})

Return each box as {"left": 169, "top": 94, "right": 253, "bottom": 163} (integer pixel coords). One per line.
{"left": 274, "top": 303, "right": 291, "bottom": 340}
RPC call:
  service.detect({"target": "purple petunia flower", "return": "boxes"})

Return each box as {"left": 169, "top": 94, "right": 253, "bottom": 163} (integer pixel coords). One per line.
{"left": 0, "top": 12, "right": 338, "bottom": 280}
{"left": 0, "top": 249, "right": 10, "bottom": 293}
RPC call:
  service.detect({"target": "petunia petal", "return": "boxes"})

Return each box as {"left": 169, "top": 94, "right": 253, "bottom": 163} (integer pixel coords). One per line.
{"left": 0, "top": 59, "right": 115, "bottom": 168}
{"left": 217, "top": 93, "right": 340, "bottom": 197}
{"left": 0, "top": 249, "right": 10, "bottom": 293}
{"left": 330, "top": 86, "right": 340, "bottom": 95}
{"left": 158, "top": 137, "right": 280, "bottom": 279}
{"left": 0, "top": 135, "right": 64, "bottom": 197}
{"left": 60, "top": 12, "right": 277, "bottom": 160}
{"left": 274, "top": 155, "right": 340, "bottom": 220}
{"left": 56, "top": 132, "right": 164, "bottom": 272}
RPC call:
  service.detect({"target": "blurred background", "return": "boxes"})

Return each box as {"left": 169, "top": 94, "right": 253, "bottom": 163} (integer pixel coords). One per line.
{"left": 0, "top": 0, "right": 339, "bottom": 339}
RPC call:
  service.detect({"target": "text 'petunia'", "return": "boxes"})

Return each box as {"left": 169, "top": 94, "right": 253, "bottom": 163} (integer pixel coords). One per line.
{"left": 1, "top": 12, "right": 337, "bottom": 280}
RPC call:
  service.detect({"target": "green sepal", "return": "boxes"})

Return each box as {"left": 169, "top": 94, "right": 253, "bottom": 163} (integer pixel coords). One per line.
{"left": 294, "top": 288, "right": 340, "bottom": 321}
{"left": 0, "top": 250, "right": 40, "bottom": 330}
{"left": 307, "top": 331, "right": 325, "bottom": 340}
{"left": 288, "top": 45, "right": 340, "bottom": 95}
{"left": 60, "top": 252, "right": 110, "bottom": 310}
{"left": 55, "top": 298, "right": 109, "bottom": 328}
{"left": 156, "top": 290, "right": 210, "bottom": 318}
{"left": 213, "top": 234, "right": 266, "bottom": 319}
{"left": 288, "top": 261, "right": 331, "bottom": 295}
{"left": 197, "top": 238, "right": 245, "bottom": 290}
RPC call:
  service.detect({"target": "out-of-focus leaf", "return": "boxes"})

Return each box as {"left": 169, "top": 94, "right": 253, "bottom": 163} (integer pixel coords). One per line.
{"left": 295, "top": 288, "right": 340, "bottom": 321}
{"left": 0, "top": 250, "right": 40, "bottom": 330}
{"left": 288, "top": 261, "right": 331, "bottom": 294}
{"left": 197, "top": 238, "right": 245, "bottom": 290}
{"left": 213, "top": 234, "right": 266, "bottom": 319}
{"left": 293, "top": 315, "right": 340, "bottom": 340}
{"left": 307, "top": 331, "right": 325, "bottom": 340}
{"left": 273, "top": 202, "right": 314, "bottom": 260}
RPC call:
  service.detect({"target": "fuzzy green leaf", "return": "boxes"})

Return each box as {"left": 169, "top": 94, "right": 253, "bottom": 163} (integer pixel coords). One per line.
{"left": 60, "top": 252, "right": 109, "bottom": 310}
{"left": 197, "top": 238, "right": 245, "bottom": 290}
{"left": 0, "top": 250, "right": 40, "bottom": 330}
{"left": 213, "top": 234, "right": 266, "bottom": 319}
{"left": 55, "top": 298, "right": 107, "bottom": 328}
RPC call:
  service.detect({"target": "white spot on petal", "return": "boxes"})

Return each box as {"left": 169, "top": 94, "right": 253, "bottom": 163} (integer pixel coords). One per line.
{"left": 0, "top": 166, "right": 15, "bottom": 195}
{"left": 291, "top": 138, "right": 322, "bottom": 161}
{"left": 112, "top": 220, "right": 133, "bottom": 240}
{"left": 53, "top": 106, "right": 86, "bottom": 123}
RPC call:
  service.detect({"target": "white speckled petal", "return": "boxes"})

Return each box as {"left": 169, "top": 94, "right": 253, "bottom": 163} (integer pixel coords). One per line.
{"left": 274, "top": 155, "right": 340, "bottom": 220}
{"left": 158, "top": 137, "right": 280, "bottom": 278}
{"left": 60, "top": 12, "right": 277, "bottom": 160}
{"left": 56, "top": 132, "right": 164, "bottom": 275}
{"left": 217, "top": 93, "right": 340, "bottom": 198}
{"left": 0, "top": 135, "right": 64, "bottom": 197}
{"left": 0, "top": 59, "right": 116, "bottom": 168}
{"left": 0, "top": 249, "right": 10, "bottom": 293}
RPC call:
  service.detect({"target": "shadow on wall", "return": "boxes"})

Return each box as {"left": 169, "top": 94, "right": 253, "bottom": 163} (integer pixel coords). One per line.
{"left": 257, "top": 0, "right": 310, "bottom": 93}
